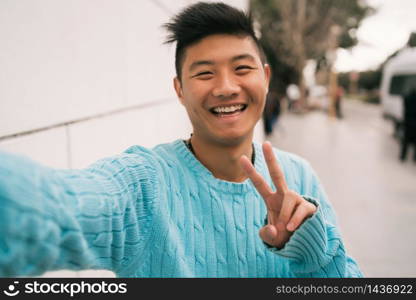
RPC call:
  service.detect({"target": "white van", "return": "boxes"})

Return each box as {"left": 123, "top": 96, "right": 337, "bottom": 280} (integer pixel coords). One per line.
{"left": 380, "top": 47, "right": 416, "bottom": 131}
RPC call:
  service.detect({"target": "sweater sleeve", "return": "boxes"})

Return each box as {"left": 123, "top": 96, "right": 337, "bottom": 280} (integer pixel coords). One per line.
{"left": 266, "top": 154, "right": 363, "bottom": 278}
{"left": 0, "top": 147, "right": 158, "bottom": 277}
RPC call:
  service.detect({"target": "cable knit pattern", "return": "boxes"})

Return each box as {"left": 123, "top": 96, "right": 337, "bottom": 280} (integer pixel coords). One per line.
{"left": 0, "top": 140, "right": 362, "bottom": 277}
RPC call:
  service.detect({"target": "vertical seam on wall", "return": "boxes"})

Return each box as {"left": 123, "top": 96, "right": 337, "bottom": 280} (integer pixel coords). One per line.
{"left": 66, "top": 125, "right": 72, "bottom": 169}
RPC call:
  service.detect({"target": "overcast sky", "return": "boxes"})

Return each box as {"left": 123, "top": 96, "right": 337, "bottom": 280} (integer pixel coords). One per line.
{"left": 335, "top": 0, "right": 416, "bottom": 72}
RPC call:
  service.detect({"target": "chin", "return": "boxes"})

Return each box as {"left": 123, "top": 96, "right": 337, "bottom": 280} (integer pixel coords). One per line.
{"left": 213, "top": 130, "right": 252, "bottom": 146}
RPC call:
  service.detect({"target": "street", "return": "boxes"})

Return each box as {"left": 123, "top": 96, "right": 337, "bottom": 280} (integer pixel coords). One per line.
{"left": 269, "top": 98, "right": 416, "bottom": 277}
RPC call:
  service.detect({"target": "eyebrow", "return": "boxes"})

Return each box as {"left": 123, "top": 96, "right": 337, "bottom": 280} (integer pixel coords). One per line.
{"left": 231, "top": 54, "right": 256, "bottom": 63}
{"left": 188, "top": 53, "right": 256, "bottom": 72}
{"left": 189, "top": 60, "right": 214, "bottom": 72}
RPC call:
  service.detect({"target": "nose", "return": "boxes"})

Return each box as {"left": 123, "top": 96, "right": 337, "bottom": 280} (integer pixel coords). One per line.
{"left": 212, "top": 73, "right": 241, "bottom": 99}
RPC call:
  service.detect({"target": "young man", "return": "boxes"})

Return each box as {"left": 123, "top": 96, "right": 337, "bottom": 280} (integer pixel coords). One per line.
{"left": 0, "top": 2, "right": 362, "bottom": 277}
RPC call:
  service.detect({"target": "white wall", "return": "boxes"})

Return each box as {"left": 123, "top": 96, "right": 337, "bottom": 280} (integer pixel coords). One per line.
{"left": 0, "top": 0, "right": 262, "bottom": 277}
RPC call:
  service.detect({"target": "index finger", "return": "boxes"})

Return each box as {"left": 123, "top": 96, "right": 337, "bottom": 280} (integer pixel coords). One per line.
{"left": 263, "top": 141, "right": 288, "bottom": 193}
{"left": 239, "top": 155, "right": 273, "bottom": 200}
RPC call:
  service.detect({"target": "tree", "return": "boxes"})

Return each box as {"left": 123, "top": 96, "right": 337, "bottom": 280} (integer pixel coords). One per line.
{"left": 250, "top": 0, "right": 374, "bottom": 109}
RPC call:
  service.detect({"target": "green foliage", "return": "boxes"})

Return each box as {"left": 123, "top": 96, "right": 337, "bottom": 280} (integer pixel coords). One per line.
{"left": 358, "top": 69, "right": 382, "bottom": 91}
{"left": 250, "top": 0, "right": 374, "bottom": 97}
{"left": 338, "top": 72, "right": 350, "bottom": 91}
{"left": 330, "top": 0, "right": 375, "bottom": 49}
{"left": 339, "top": 69, "right": 382, "bottom": 92}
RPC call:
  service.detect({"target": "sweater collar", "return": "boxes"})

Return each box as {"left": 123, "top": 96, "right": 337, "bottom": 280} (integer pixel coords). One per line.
{"left": 172, "top": 139, "right": 268, "bottom": 193}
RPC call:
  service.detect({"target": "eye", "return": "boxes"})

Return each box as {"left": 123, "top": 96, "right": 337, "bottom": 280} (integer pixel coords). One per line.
{"left": 191, "top": 71, "right": 213, "bottom": 80}
{"left": 235, "top": 65, "right": 256, "bottom": 74}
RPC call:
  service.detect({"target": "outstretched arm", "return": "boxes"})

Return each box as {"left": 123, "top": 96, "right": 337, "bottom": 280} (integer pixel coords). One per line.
{"left": 240, "top": 142, "right": 362, "bottom": 277}
{"left": 0, "top": 147, "right": 157, "bottom": 277}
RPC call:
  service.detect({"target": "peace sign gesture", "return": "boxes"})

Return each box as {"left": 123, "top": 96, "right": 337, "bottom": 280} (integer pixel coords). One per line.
{"left": 240, "top": 142, "right": 317, "bottom": 249}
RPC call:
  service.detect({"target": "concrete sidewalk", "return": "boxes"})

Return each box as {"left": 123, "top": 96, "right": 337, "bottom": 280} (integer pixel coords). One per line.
{"left": 269, "top": 98, "right": 416, "bottom": 277}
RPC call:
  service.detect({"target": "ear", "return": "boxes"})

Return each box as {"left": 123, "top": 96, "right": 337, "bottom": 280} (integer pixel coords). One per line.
{"left": 173, "top": 77, "right": 185, "bottom": 105}
{"left": 263, "top": 64, "right": 271, "bottom": 93}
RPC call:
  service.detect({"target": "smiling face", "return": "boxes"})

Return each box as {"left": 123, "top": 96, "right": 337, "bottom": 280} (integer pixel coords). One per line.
{"left": 174, "top": 34, "right": 270, "bottom": 146}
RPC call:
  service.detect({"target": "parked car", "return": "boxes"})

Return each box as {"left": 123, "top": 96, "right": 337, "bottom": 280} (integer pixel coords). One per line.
{"left": 380, "top": 47, "right": 416, "bottom": 135}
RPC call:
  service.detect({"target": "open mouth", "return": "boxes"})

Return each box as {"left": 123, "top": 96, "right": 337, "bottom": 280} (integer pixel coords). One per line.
{"left": 209, "top": 104, "right": 248, "bottom": 116}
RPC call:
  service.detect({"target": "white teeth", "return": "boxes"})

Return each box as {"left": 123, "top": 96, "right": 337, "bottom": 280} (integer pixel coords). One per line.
{"left": 213, "top": 104, "right": 244, "bottom": 113}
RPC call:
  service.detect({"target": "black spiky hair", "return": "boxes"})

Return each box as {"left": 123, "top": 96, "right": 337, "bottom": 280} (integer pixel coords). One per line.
{"left": 164, "top": 2, "right": 264, "bottom": 80}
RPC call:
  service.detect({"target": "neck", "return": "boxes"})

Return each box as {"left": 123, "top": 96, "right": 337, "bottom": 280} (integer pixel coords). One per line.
{"left": 188, "top": 134, "right": 254, "bottom": 182}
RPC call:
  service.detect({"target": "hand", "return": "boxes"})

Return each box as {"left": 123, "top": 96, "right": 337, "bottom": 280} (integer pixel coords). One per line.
{"left": 239, "top": 142, "right": 317, "bottom": 249}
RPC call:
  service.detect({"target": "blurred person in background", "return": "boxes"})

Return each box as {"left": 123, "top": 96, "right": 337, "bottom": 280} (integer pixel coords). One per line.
{"left": 286, "top": 83, "right": 300, "bottom": 112}
{"left": 263, "top": 90, "right": 281, "bottom": 136}
{"left": 0, "top": 2, "right": 362, "bottom": 278}
{"left": 400, "top": 88, "right": 416, "bottom": 162}
{"left": 334, "top": 86, "right": 344, "bottom": 119}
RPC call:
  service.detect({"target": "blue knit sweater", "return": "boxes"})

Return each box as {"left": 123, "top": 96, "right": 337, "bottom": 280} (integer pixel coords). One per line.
{"left": 0, "top": 139, "right": 362, "bottom": 277}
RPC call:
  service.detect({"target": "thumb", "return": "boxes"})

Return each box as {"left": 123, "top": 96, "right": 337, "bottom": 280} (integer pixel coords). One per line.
{"left": 259, "top": 224, "right": 278, "bottom": 246}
